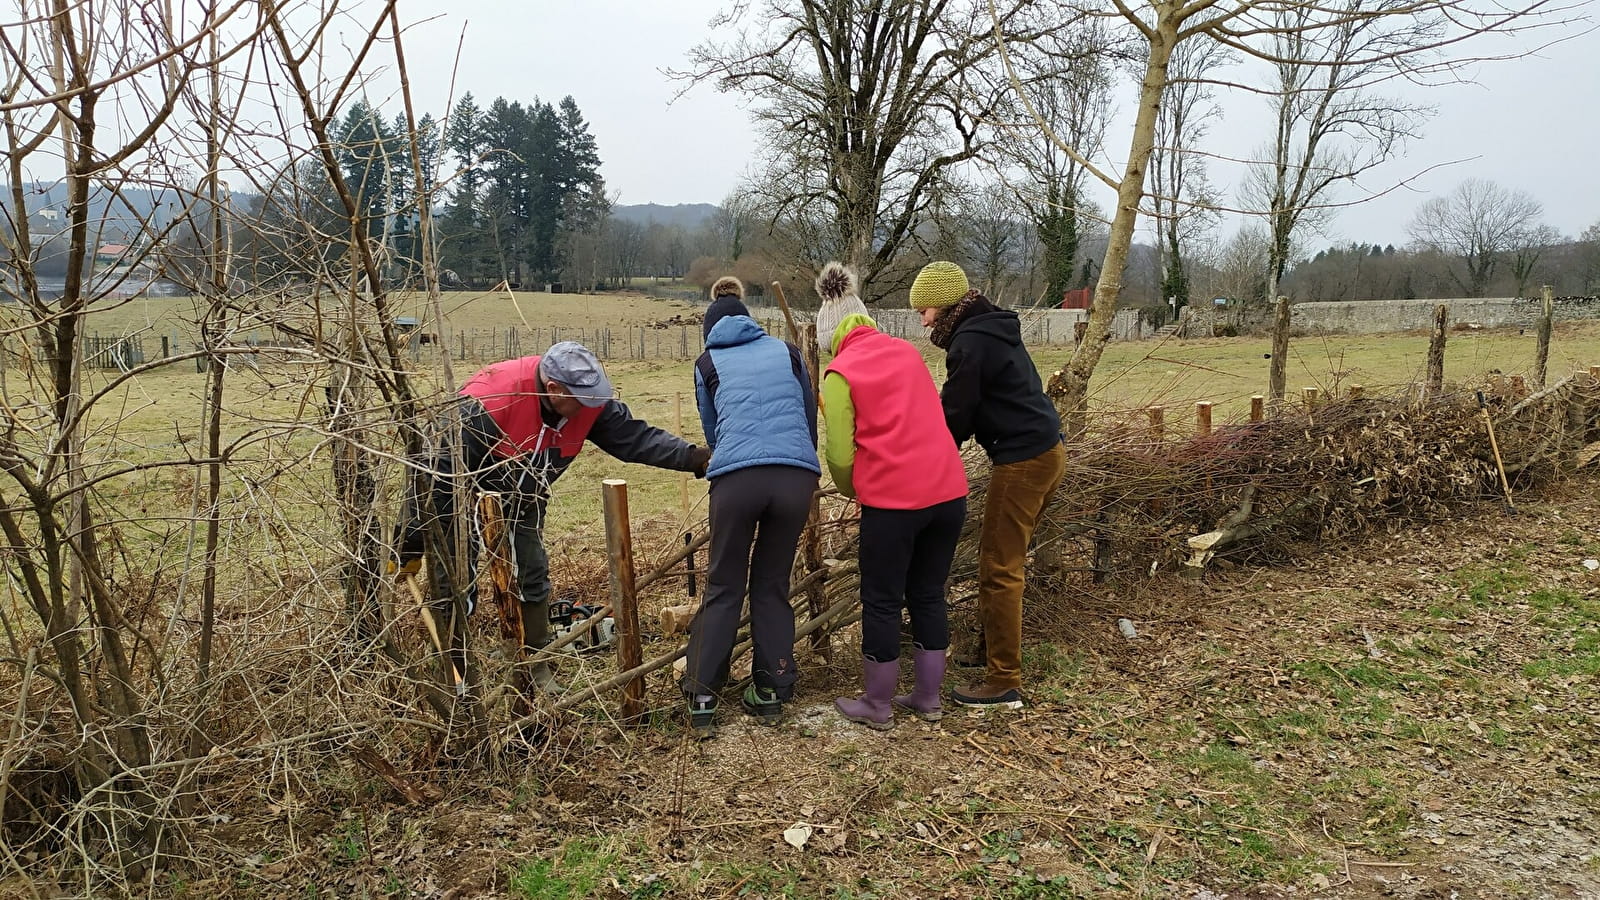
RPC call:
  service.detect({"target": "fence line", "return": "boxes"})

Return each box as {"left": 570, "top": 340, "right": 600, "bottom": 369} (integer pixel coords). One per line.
{"left": 50, "top": 321, "right": 795, "bottom": 372}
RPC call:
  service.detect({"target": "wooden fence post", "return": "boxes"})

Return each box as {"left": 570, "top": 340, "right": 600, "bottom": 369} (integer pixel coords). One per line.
{"left": 1269, "top": 297, "right": 1290, "bottom": 402}
{"left": 1303, "top": 387, "right": 1319, "bottom": 411}
{"left": 798, "top": 321, "right": 829, "bottom": 661}
{"left": 602, "top": 479, "right": 644, "bottom": 722}
{"left": 675, "top": 392, "right": 690, "bottom": 524}
{"left": 1425, "top": 303, "right": 1447, "bottom": 398}
{"left": 1195, "top": 401, "right": 1212, "bottom": 437}
{"left": 1249, "top": 395, "right": 1264, "bottom": 423}
{"left": 1147, "top": 406, "right": 1164, "bottom": 442}
{"left": 1349, "top": 385, "right": 1364, "bottom": 400}
{"left": 1533, "top": 285, "right": 1554, "bottom": 388}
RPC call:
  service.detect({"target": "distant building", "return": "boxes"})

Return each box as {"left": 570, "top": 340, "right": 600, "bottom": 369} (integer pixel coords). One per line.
{"left": 1060, "top": 287, "right": 1093, "bottom": 310}
{"left": 95, "top": 243, "right": 131, "bottom": 265}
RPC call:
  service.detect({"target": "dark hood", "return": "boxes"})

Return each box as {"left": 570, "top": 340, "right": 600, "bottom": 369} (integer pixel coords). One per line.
{"left": 954, "top": 308, "right": 1024, "bottom": 348}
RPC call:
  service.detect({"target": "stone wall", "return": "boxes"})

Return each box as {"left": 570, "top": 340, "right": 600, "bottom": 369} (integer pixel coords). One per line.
{"left": 1289, "top": 296, "right": 1600, "bottom": 334}
{"left": 869, "top": 307, "right": 1093, "bottom": 345}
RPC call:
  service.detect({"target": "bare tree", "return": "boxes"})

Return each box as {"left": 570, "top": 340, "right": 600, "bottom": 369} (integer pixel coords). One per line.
{"left": 680, "top": 0, "right": 1033, "bottom": 299}
{"left": 1580, "top": 220, "right": 1600, "bottom": 294}
{"left": 1201, "top": 225, "right": 1272, "bottom": 307}
{"left": 1243, "top": 0, "right": 1433, "bottom": 305}
{"left": 0, "top": 0, "right": 459, "bottom": 886}
{"left": 994, "top": 0, "right": 1574, "bottom": 424}
{"left": 989, "top": 20, "right": 1116, "bottom": 307}
{"left": 958, "top": 182, "right": 1029, "bottom": 300}
{"left": 710, "top": 190, "right": 760, "bottom": 262}
{"left": 1150, "top": 39, "right": 1229, "bottom": 311}
{"left": 1507, "top": 223, "right": 1562, "bottom": 299}
{"left": 1408, "top": 178, "right": 1546, "bottom": 297}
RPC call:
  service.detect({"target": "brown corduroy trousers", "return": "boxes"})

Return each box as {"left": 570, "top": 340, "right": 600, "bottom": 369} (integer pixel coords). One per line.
{"left": 978, "top": 441, "right": 1067, "bottom": 689}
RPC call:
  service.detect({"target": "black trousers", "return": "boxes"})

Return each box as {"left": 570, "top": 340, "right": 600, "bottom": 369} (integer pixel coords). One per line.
{"left": 683, "top": 464, "right": 819, "bottom": 698}
{"left": 405, "top": 400, "right": 555, "bottom": 651}
{"left": 858, "top": 496, "right": 966, "bottom": 663}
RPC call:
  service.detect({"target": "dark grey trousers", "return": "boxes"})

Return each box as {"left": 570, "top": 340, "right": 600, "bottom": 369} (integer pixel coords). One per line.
{"left": 683, "top": 464, "right": 819, "bottom": 699}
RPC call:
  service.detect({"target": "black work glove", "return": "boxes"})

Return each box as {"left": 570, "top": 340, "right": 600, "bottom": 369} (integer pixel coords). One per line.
{"left": 689, "top": 445, "right": 712, "bottom": 479}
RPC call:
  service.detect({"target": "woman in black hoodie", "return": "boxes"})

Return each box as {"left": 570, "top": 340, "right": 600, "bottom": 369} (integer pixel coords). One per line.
{"left": 911, "top": 261, "right": 1066, "bottom": 710}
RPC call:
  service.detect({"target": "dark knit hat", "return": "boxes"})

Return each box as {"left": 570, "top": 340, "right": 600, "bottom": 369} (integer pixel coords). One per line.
{"left": 703, "top": 294, "right": 752, "bottom": 338}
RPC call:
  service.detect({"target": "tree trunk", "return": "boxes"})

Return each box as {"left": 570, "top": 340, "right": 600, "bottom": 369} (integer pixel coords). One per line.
{"left": 1269, "top": 296, "right": 1290, "bottom": 401}
{"left": 1047, "top": 15, "right": 1179, "bottom": 428}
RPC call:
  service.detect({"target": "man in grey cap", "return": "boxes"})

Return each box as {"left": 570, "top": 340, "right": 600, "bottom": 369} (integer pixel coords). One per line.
{"left": 397, "top": 342, "right": 711, "bottom": 690}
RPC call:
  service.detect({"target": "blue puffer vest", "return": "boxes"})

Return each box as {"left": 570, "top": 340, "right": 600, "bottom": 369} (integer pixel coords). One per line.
{"left": 694, "top": 315, "right": 820, "bottom": 479}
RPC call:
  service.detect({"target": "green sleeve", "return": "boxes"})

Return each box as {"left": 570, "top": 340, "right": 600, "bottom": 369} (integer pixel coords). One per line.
{"left": 821, "top": 371, "right": 857, "bottom": 499}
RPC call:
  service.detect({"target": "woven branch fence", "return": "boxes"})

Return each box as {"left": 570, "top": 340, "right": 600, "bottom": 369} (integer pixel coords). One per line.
{"left": 496, "top": 366, "right": 1600, "bottom": 727}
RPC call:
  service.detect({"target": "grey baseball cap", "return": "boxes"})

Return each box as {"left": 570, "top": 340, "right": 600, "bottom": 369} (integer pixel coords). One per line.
{"left": 539, "top": 341, "right": 613, "bottom": 407}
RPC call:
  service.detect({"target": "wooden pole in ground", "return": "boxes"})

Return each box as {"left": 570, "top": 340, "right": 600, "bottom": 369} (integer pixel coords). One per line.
{"left": 1074, "top": 320, "right": 1088, "bottom": 347}
{"left": 1349, "top": 385, "right": 1364, "bottom": 400}
{"left": 1303, "top": 387, "right": 1319, "bottom": 409}
{"left": 1425, "top": 303, "right": 1448, "bottom": 399}
{"left": 1195, "top": 401, "right": 1212, "bottom": 437}
{"left": 1533, "top": 285, "right": 1554, "bottom": 388}
{"left": 1269, "top": 297, "right": 1290, "bottom": 402}
{"left": 1590, "top": 365, "right": 1600, "bottom": 380}
{"left": 1249, "top": 395, "right": 1264, "bottom": 423}
{"left": 602, "top": 479, "right": 644, "bottom": 722}
{"left": 771, "top": 281, "right": 801, "bottom": 344}
{"left": 797, "top": 321, "right": 829, "bottom": 661}
{"left": 1147, "top": 406, "right": 1164, "bottom": 442}
{"left": 675, "top": 392, "right": 690, "bottom": 523}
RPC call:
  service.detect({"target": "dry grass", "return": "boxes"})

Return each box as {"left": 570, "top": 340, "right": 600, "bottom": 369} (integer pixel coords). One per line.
{"left": 159, "top": 476, "right": 1600, "bottom": 900}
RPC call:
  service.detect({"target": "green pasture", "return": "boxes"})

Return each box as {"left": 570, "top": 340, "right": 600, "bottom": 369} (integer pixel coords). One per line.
{"left": 40, "top": 294, "right": 1600, "bottom": 557}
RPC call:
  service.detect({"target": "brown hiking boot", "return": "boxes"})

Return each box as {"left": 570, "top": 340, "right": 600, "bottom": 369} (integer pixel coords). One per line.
{"left": 950, "top": 680, "right": 1023, "bottom": 709}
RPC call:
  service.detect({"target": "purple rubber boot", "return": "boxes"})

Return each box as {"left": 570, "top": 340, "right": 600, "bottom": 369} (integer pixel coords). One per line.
{"left": 892, "top": 647, "right": 946, "bottom": 722}
{"left": 835, "top": 658, "right": 898, "bottom": 730}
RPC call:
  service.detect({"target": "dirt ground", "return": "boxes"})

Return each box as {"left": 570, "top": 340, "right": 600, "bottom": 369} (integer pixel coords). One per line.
{"left": 164, "top": 472, "right": 1600, "bottom": 900}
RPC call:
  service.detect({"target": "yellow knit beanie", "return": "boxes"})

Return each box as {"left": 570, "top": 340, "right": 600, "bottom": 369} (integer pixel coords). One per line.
{"left": 909, "top": 261, "right": 969, "bottom": 310}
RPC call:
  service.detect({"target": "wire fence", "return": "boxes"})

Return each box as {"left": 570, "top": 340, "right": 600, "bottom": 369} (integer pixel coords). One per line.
{"left": 33, "top": 320, "right": 798, "bottom": 372}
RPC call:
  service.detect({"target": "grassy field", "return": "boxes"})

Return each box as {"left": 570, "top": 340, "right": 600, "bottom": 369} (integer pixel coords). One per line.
{"left": 58, "top": 292, "right": 1600, "bottom": 540}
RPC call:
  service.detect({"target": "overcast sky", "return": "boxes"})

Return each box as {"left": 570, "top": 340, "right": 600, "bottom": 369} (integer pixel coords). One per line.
{"left": 387, "top": 1, "right": 1599, "bottom": 250}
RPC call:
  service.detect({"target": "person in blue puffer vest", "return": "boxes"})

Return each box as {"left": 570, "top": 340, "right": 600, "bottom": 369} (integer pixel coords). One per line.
{"left": 682, "top": 275, "right": 821, "bottom": 737}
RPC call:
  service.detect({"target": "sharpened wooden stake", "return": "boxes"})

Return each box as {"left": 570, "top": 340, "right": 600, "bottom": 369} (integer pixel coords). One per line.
{"left": 602, "top": 479, "right": 644, "bottom": 722}
{"left": 1249, "top": 395, "right": 1264, "bottom": 423}
{"left": 1148, "top": 406, "right": 1165, "bottom": 442}
{"left": 1195, "top": 402, "right": 1212, "bottom": 437}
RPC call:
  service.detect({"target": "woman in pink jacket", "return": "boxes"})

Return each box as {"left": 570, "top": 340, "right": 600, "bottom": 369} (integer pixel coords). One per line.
{"left": 814, "top": 263, "right": 968, "bottom": 729}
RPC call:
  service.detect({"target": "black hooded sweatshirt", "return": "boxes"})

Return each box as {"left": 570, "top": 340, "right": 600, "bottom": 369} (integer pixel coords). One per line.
{"left": 940, "top": 308, "right": 1062, "bottom": 465}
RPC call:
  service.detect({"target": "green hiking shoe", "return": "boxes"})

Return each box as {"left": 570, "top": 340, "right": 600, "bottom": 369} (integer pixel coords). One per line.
{"left": 740, "top": 685, "right": 782, "bottom": 725}
{"left": 687, "top": 695, "right": 717, "bottom": 740}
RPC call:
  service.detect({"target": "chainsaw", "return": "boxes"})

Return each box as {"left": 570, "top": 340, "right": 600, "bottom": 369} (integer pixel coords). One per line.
{"left": 548, "top": 599, "right": 616, "bottom": 652}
